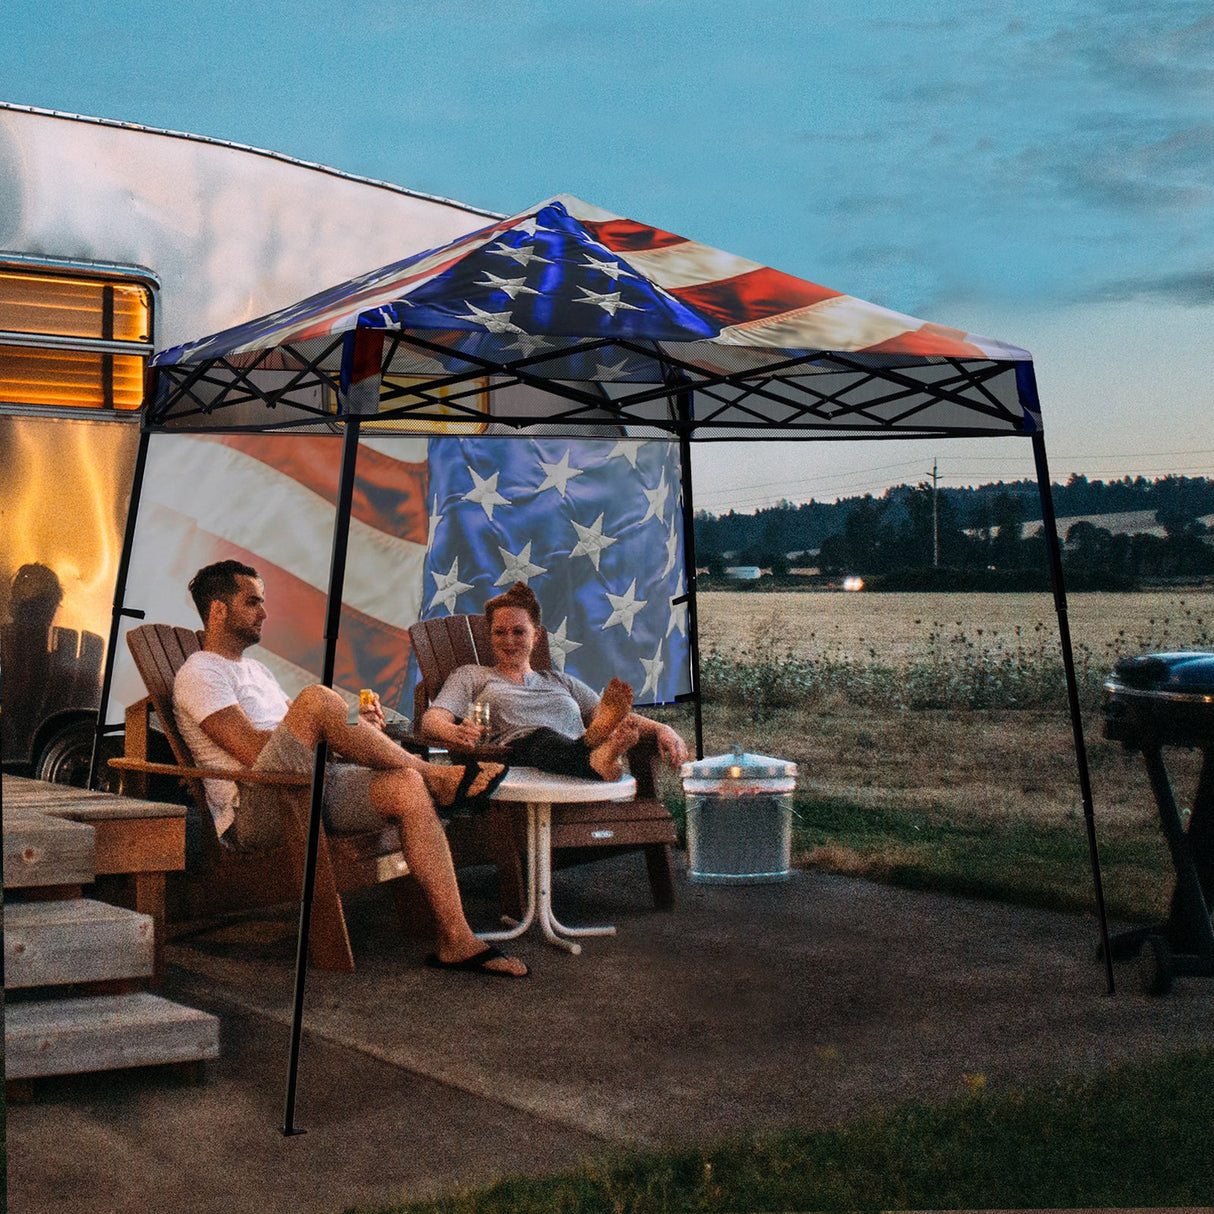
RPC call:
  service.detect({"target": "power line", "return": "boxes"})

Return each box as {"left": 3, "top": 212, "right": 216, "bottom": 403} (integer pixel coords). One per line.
{"left": 695, "top": 459, "right": 1214, "bottom": 514}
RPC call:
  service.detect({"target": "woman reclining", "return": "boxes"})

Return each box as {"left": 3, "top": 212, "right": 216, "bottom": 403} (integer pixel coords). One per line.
{"left": 421, "top": 582, "right": 689, "bottom": 779}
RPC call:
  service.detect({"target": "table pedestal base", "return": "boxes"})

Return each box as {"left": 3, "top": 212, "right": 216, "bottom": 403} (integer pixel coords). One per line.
{"left": 478, "top": 801, "right": 616, "bottom": 955}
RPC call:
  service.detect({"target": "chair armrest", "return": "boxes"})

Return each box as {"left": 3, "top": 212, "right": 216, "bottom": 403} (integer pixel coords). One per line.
{"left": 413, "top": 683, "right": 429, "bottom": 743}
{"left": 625, "top": 730, "right": 662, "bottom": 799}
{"left": 108, "top": 757, "right": 311, "bottom": 786}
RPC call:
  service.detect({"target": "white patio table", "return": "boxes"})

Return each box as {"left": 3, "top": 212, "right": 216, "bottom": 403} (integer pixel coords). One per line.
{"left": 478, "top": 766, "right": 636, "bottom": 955}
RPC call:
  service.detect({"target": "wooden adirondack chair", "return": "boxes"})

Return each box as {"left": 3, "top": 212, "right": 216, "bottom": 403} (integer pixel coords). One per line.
{"left": 108, "top": 624, "right": 416, "bottom": 972}
{"left": 409, "top": 614, "right": 677, "bottom": 911}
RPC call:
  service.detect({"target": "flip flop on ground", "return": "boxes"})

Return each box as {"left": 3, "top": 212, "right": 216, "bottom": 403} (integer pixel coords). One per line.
{"left": 425, "top": 944, "right": 529, "bottom": 978}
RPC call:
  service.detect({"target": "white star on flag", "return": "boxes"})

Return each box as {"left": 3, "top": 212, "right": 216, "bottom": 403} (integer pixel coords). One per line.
{"left": 456, "top": 302, "right": 524, "bottom": 334}
{"left": 574, "top": 286, "right": 644, "bottom": 316}
{"left": 488, "top": 243, "right": 553, "bottom": 268}
{"left": 603, "top": 579, "right": 646, "bottom": 635}
{"left": 495, "top": 540, "right": 548, "bottom": 586}
{"left": 593, "top": 355, "right": 632, "bottom": 380}
{"left": 464, "top": 468, "right": 510, "bottom": 519}
{"left": 662, "top": 515, "right": 680, "bottom": 578}
{"left": 428, "top": 495, "right": 444, "bottom": 548}
{"left": 667, "top": 573, "right": 688, "bottom": 638}
{"left": 429, "top": 556, "right": 475, "bottom": 614}
{"left": 570, "top": 513, "right": 617, "bottom": 570}
{"left": 639, "top": 642, "right": 665, "bottom": 700}
{"left": 641, "top": 468, "right": 670, "bottom": 524}
{"left": 512, "top": 214, "right": 544, "bottom": 238}
{"left": 476, "top": 272, "right": 540, "bottom": 300}
{"left": 536, "top": 450, "right": 584, "bottom": 497}
{"left": 607, "top": 440, "right": 641, "bottom": 467}
{"left": 501, "top": 332, "right": 551, "bottom": 358}
{"left": 546, "top": 617, "right": 583, "bottom": 673}
{"left": 580, "top": 253, "right": 634, "bottom": 280}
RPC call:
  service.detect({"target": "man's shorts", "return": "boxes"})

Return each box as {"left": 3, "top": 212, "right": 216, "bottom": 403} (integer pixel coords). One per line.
{"left": 230, "top": 722, "right": 384, "bottom": 851}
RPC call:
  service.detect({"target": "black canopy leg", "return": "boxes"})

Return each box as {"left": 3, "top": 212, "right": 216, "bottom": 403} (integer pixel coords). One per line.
{"left": 1033, "top": 431, "right": 1115, "bottom": 993}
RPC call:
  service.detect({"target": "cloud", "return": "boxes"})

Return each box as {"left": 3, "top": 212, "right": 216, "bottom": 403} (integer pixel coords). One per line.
{"left": 1083, "top": 268, "right": 1214, "bottom": 307}
{"left": 1009, "top": 120, "right": 1214, "bottom": 216}
{"left": 1069, "top": 10, "right": 1214, "bottom": 98}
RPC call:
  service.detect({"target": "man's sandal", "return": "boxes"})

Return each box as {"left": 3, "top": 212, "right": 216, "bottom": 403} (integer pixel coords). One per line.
{"left": 424, "top": 945, "right": 529, "bottom": 978}
{"left": 433, "top": 760, "right": 509, "bottom": 818}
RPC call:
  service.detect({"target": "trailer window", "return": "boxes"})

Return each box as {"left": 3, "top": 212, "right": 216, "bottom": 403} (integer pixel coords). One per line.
{"left": 0, "top": 269, "right": 152, "bottom": 411}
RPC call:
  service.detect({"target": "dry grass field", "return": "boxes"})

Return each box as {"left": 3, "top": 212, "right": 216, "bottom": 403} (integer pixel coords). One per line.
{"left": 653, "top": 590, "right": 1214, "bottom": 918}
{"left": 697, "top": 589, "right": 1214, "bottom": 666}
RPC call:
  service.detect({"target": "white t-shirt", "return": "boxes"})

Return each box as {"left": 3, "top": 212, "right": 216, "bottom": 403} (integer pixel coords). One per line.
{"left": 173, "top": 650, "right": 290, "bottom": 835}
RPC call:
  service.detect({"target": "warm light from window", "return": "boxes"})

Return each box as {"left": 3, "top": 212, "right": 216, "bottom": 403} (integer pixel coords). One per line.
{"left": 0, "top": 345, "right": 145, "bottom": 410}
{"left": 324, "top": 374, "right": 490, "bottom": 433}
{"left": 0, "top": 268, "right": 152, "bottom": 410}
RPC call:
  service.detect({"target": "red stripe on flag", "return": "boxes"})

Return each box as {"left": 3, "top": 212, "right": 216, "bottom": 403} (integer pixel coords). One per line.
{"left": 670, "top": 268, "right": 842, "bottom": 328}
{"left": 347, "top": 327, "right": 385, "bottom": 385}
{"left": 200, "top": 434, "right": 429, "bottom": 544}
{"left": 201, "top": 533, "right": 415, "bottom": 709}
{"left": 583, "top": 218, "right": 688, "bottom": 253}
{"left": 862, "top": 323, "right": 988, "bottom": 358}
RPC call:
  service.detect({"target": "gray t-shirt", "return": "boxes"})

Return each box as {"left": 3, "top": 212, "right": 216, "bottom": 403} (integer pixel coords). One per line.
{"left": 432, "top": 666, "right": 600, "bottom": 744}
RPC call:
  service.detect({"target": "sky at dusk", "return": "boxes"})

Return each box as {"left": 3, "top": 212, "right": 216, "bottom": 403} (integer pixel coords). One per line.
{"left": 4, "top": 0, "right": 1211, "bottom": 509}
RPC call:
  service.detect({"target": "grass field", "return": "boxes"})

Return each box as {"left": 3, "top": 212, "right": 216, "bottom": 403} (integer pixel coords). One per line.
{"left": 367, "top": 1048, "right": 1214, "bottom": 1213}
{"left": 646, "top": 590, "right": 1214, "bottom": 924}
{"left": 697, "top": 588, "right": 1214, "bottom": 666}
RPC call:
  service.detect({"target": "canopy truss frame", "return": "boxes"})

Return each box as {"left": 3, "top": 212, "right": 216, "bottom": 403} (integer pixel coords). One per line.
{"left": 147, "top": 328, "right": 1031, "bottom": 441}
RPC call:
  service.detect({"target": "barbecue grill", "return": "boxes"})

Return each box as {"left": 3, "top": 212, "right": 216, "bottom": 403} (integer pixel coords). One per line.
{"left": 1102, "top": 652, "right": 1214, "bottom": 994}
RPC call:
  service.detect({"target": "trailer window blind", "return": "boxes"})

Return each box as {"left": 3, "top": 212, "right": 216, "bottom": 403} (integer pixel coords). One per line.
{"left": 0, "top": 268, "right": 152, "bottom": 411}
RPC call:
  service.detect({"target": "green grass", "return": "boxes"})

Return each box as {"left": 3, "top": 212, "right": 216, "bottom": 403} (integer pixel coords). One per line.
{"left": 657, "top": 786, "right": 1173, "bottom": 925}
{"left": 351, "top": 1047, "right": 1214, "bottom": 1213}
{"left": 792, "top": 794, "right": 1172, "bottom": 923}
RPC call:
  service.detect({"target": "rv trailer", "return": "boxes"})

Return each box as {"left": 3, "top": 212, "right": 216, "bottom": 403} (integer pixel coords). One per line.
{"left": 0, "top": 104, "right": 496, "bottom": 782}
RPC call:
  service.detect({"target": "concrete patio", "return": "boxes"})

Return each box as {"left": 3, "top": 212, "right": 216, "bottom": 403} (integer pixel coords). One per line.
{"left": 7, "top": 852, "right": 1214, "bottom": 1213}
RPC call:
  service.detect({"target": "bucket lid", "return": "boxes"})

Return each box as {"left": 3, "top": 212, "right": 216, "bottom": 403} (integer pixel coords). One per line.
{"left": 681, "top": 745, "right": 797, "bottom": 781}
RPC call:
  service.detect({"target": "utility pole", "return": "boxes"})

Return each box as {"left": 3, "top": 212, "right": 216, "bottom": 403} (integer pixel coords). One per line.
{"left": 929, "top": 458, "right": 940, "bottom": 568}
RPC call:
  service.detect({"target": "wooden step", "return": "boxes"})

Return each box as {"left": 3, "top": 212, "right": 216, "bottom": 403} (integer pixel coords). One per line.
{"left": 4, "top": 992, "right": 220, "bottom": 1080}
{"left": 2, "top": 813, "right": 94, "bottom": 888}
{"left": 4, "top": 899, "right": 153, "bottom": 989}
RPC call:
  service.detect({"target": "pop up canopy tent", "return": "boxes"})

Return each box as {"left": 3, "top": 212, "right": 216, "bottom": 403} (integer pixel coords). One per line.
{"left": 94, "top": 194, "right": 1113, "bottom": 1128}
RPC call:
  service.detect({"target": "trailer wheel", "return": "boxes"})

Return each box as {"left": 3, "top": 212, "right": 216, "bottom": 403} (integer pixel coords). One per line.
{"left": 1137, "top": 934, "right": 1173, "bottom": 997}
{"left": 34, "top": 719, "right": 113, "bottom": 789}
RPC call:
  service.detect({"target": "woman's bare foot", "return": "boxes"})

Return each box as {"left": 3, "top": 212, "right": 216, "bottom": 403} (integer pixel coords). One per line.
{"left": 584, "top": 678, "right": 634, "bottom": 748}
{"left": 423, "top": 761, "right": 507, "bottom": 810}
{"left": 589, "top": 718, "right": 641, "bottom": 780}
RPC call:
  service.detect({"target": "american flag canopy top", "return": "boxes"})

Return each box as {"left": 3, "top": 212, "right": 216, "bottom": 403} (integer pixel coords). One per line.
{"left": 153, "top": 194, "right": 1038, "bottom": 441}
{"left": 423, "top": 437, "right": 690, "bottom": 705}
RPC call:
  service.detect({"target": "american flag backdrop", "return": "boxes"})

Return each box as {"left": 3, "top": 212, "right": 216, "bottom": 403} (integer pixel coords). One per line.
{"left": 422, "top": 437, "right": 689, "bottom": 704}
{"left": 105, "top": 430, "right": 688, "bottom": 723}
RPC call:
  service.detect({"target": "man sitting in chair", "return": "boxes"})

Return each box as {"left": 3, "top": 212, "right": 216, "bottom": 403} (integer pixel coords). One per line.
{"left": 421, "top": 582, "right": 689, "bottom": 778}
{"left": 173, "top": 560, "right": 527, "bottom": 979}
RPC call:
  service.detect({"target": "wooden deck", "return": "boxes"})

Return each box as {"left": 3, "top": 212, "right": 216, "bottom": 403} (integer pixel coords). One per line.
{"left": 3, "top": 774, "right": 218, "bottom": 1087}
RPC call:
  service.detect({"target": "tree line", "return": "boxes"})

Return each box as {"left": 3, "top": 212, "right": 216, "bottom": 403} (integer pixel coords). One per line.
{"left": 694, "top": 474, "right": 1214, "bottom": 589}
